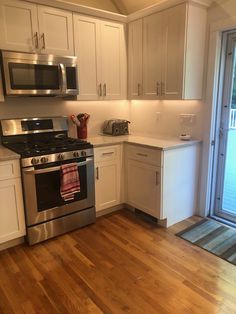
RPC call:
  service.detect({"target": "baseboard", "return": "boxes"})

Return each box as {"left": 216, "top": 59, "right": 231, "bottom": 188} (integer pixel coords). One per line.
{"left": 96, "top": 204, "right": 126, "bottom": 217}
{"left": 0, "top": 237, "right": 25, "bottom": 252}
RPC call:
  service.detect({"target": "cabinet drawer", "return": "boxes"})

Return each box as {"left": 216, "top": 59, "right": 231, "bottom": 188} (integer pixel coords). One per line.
{"left": 94, "top": 145, "right": 120, "bottom": 163}
{"left": 0, "top": 160, "right": 21, "bottom": 180}
{"left": 125, "top": 144, "right": 162, "bottom": 166}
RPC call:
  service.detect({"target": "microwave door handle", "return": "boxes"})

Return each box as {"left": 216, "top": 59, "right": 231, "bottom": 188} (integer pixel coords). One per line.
{"left": 23, "top": 158, "right": 93, "bottom": 175}
{"left": 59, "top": 63, "right": 67, "bottom": 94}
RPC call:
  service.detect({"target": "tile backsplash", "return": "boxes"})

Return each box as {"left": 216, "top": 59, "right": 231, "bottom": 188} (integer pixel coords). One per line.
{"left": 0, "top": 98, "right": 203, "bottom": 139}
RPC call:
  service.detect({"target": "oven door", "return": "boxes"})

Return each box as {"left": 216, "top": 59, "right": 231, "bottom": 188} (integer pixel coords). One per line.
{"left": 22, "top": 157, "right": 95, "bottom": 226}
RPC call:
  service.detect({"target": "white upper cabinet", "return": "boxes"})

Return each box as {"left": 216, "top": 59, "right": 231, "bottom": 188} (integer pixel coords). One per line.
{"left": 74, "top": 15, "right": 100, "bottom": 100}
{"left": 0, "top": 0, "right": 74, "bottom": 55}
{"left": 0, "top": 0, "right": 38, "bottom": 52}
{"left": 37, "top": 6, "right": 74, "bottom": 56}
{"left": 128, "top": 19, "right": 143, "bottom": 99}
{"left": 100, "top": 20, "right": 127, "bottom": 100}
{"left": 74, "top": 14, "right": 127, "bottom": 100}
{"left": 143, "top": 12, "right": 162, "bottom": 99}
{"left": 128, "top": 2, "right": 207, "bottom": 100}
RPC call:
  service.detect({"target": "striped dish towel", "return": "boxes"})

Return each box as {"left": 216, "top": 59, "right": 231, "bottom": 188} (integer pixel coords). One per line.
{"left": 60, "top": 163, "right": 80, "bottom": 201}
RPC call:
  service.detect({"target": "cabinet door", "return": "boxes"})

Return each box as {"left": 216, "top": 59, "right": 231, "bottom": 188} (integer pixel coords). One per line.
{"left": 37, "top": 6, "right": 74, "bottom": 55}
{"left": 74, "top": 15, "right": 101, "bottom": 100}
{"left": 143, "top": 12, "right": 162, "bottom": 99}
{"left": 127, "top": 159, "right": 161, "bottom": 218}
{"left": 95, "top": 160, "right": 121, "bottom": 212}
{"left": 0, "top": 178, "right": 25, "bottom": 244}
{"left": 128, "top": 19, "right": 143, "bottom": 99}
{"left": 100, "top": 21, "right": 127, "bottom": 100}
{"left": 0, "top": 0, "right": 38, "bottom": 52}
{"left": 161, "top": 4, "right": 186, "bottom": 100}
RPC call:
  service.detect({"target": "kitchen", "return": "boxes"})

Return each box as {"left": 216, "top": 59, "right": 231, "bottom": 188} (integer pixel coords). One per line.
{"left": 0, "top": 0, "right": 236, "bottom": 312}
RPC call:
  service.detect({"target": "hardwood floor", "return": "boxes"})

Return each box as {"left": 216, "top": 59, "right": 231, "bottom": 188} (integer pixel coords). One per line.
{"left": 1, "top": 210, "right": 236, "bottom": 313}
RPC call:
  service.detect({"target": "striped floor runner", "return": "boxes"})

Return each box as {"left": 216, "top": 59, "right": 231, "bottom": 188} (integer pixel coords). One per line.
{"left": 177, "top": 218, "right": 236, "bottom": 265}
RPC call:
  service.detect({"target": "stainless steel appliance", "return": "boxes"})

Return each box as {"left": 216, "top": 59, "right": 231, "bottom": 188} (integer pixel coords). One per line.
{"left": 103, "top": 119, "right": 130, "bottom": 136}
{"left": 0, "top": 117, "right": 95, "bottom": 245}
{"left": 0, "top": 51, "right": 78, "bottom": 97}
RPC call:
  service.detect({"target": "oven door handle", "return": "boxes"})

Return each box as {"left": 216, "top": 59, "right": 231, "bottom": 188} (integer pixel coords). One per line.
{"left": 23, "top": 158, "right": 93, "bottom": 175}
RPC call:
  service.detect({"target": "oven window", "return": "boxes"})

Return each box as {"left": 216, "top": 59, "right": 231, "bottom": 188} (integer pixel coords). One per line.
{"left": 9, "top": 63, "right": 60, "bottom": 90}
{"left": 35, "top": 165, "right": 87, "bottom": 211}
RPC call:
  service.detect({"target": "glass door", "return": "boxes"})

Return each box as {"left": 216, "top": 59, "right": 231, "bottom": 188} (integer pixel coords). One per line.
{"left": 214, "top": 31, "right": 236, "bottom": 223}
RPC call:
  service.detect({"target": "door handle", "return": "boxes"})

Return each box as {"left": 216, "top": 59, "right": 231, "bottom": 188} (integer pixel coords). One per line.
{"left": 96, "top": 167, "right": 99, "bottom": 180}
{"left": 59, "top": 63, "right": 67, "bottom": 94}
{"left": 34, "top": 32, "right": 39, "bottom": 49}
{"left": 156, "top": 82, "right": 160, "bottom": 96}
{"left": 155, "top": 171, "right": 159, "bottom": 186}
{"left": 138, "top": 83, "right": 142, "bottom": 96}
{"left": 103, "top": 83, "right": 107, "bottom": 97}
{"left": 41, "top": 33, "right": 46, "bottom": 49}
{"left": 98, "top": 83, "right": 102, "bottom": 97}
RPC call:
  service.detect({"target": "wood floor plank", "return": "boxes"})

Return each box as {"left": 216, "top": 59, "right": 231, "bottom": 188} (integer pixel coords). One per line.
{"left": 0, "top": 210, "right": 236, "bottom": 313}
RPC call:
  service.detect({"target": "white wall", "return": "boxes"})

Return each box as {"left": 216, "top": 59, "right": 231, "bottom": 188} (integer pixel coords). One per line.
{"left": 130, "top": 100, "right": 203, "bottom": 139}
{"left": 0, "top": 98, "right": 130, "bottom": 138}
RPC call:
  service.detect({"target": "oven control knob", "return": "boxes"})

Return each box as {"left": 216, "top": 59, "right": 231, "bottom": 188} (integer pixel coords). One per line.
{"left": 41, "top": 157, "right": 48, "bottom": 164}
{"left": 81, "top": 151, "right": 87, "bottom": 157}
{"left": 31, "top": 158, "right": 39, "bottom": 165}
{"left": 57, "top": 153, "right": 64, "bottom": 161}
{"left": 73, "top": 151, "right": 80, "bottom": 158}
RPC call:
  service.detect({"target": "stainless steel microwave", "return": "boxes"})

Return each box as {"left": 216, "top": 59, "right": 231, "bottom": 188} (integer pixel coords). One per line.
{"left": 0, "top": 50, "right": 78, "bottom": 97}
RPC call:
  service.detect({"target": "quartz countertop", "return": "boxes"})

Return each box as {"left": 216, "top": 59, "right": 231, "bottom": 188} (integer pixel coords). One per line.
{"left": 0, "top": 145, "right": 20, "bottom": 161}
{"left": 88, "top": 135, "right": 201, "bottom": 150}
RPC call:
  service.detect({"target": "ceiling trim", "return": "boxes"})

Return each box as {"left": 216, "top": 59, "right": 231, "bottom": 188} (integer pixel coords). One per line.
{"left": 127, "top": 0, "right": 212, "bottom": 22}
{"left": 26, "top": 0, "right": 128, "bottom": 22}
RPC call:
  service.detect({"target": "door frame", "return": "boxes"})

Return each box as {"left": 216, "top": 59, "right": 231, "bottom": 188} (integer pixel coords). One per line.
{"left": 199, "top": 15, "right": 236, "bottom": 219}
{"left": 212, "top": 30, "right": 236, "bottom": 222}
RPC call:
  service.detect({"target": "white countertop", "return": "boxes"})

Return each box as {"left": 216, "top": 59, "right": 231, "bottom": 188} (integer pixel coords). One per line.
{"left": 88, "top": 135, "right": 201, "bottom": 150}
{"left": 0, "top": 145, "right": 20, "bottom": 161}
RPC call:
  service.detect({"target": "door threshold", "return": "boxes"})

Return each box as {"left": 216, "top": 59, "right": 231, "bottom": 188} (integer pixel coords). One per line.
{"left": 209, "top": 215, "right": 236, "bottom": 229}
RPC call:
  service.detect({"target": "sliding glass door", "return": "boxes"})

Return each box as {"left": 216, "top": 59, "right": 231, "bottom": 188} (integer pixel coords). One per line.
{"left": 214, "top": 31, "right": 236, "bottom": 223}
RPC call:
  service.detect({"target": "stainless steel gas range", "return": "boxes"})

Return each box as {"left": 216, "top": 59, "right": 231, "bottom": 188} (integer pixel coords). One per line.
{"left": 0, "top": 116, "right": 95, "bottom": 245}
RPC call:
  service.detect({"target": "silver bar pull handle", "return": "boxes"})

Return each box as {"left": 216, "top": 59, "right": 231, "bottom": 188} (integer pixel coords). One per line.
{"left": 138, "top": 83, "right": 141, "bottom": 96}
{"left": 96, "top": 167, "right": 99, "bottom": 180}
{"left": 136, "top": 153, "right": 148, "bottom": 157}
{"left": 59, "top": 63, "right": 67, "bottom": 94}
{"left": 41, "top": 33, "right": 46, "bottom": 49}
{"left": 98, "top": 83, "right": 102, "bottom": 97}
{"left": 156, "top": 171, "right": 159, "bottom": 186}
{"left": 103, "top": 83, "right": 107, "bottom": 97}
{"left": 35, "top": 32, "right": 39, "bottom": 49}
{"left": 156, "top": 82, "right": 160, "bottom": 96}
{"left": 24, "top": 158, "right": 93, "bottom": 175}
{"left": 102, "top": 152, "right": 114, "bottom": 156}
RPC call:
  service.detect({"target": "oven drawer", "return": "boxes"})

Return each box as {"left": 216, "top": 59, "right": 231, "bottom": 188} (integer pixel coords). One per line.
{"left": 125, "top": 144, "right": 162, "bottom": 167}
{"left": 94, "top": 145, "right": 120, "bottom": 163}
{"left": 0, "top": 159, "right": 21, "bottom": 180}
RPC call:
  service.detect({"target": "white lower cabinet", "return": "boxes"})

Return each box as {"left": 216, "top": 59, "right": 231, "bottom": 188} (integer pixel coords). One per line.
{"left": 0, "top": 159, "right": 25, "bottom": 244}
{"left": 94, "top": 145, "right": 121, "bottom": 212}
{"left": 127, "top": 159, "right": 162, "bottom": 218}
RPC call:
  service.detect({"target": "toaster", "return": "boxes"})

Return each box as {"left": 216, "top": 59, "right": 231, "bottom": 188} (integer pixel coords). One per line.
{"left": 103, "top": 119, "right": 130, "bottom": 136}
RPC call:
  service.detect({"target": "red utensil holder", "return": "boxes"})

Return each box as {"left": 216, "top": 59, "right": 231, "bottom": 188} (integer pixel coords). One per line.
{"left": 77, "top": 125, "right": 87, "bottom": 139}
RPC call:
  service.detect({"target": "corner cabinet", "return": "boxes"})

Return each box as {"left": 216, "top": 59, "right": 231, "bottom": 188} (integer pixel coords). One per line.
{"left": 0, "top": 159, "right": 25, "bottom": 244}
{"left": 0, "top": 0, "right": 74, "bottom": 55}
{"left": 73, "top": 14, "right": 127, "bottom": 100}
{"left": 94, "top": 145, "right": 121, "bottom": 212}
{"left": 128, "top": 2, "right": 207, "bottom": 100}
{"left": 125, "top": 143, "right": 200, "bottom": 227}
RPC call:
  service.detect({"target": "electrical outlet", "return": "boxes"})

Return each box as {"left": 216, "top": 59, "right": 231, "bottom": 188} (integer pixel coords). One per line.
{"left": 156, "top": 112, "right": 161, "bottom": 121}
{"left": 179, "top": 114, "right": 196, "bottom": 124}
